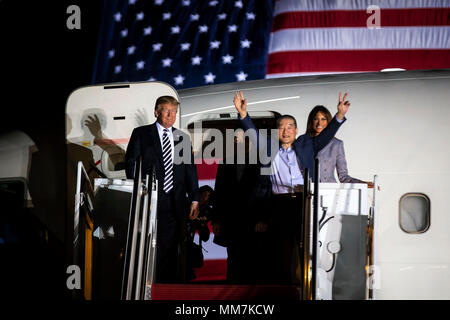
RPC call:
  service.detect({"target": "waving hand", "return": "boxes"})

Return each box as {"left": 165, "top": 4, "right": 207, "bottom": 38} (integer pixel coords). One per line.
{"left": 233, "top": 91, "right": 248, "bottom": 119}
{"left": 336, "top": 92, "right": 350, "bottom": 120}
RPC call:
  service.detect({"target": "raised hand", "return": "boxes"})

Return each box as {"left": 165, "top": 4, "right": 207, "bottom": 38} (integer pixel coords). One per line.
{"left": 336, "top": 92, "right": 350, "bottom": 120}
{"left": 233, "top": 91, "right": 247, "bottom": 119}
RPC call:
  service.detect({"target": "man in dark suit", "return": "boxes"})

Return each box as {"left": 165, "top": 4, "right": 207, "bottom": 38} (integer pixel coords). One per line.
{"left": 125, "top": 95, "right": 199, "bottom": 283}
{"left": 212, "top": 130, "right": 261, "bottom": 283}
{"left": 233, "top": 91, "right": 350, "bottom": 284}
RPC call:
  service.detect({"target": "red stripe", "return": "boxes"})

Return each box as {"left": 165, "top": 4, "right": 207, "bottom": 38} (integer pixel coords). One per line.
{"left": 267, "top": 49, "right": 450, "bottom": 74}
{"left": 272, "top": 8, "right": 450, "bottom": 31}
{"left": 196, "top": 158, "right": 220, "bottom": 180}
{"left": 94, "top": 138, "right": 130, "bottom": 145}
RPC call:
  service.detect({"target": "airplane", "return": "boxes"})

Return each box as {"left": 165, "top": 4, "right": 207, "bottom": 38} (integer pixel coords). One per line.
{"left": 2, "top": 68, "right": 449, "bottom": 300}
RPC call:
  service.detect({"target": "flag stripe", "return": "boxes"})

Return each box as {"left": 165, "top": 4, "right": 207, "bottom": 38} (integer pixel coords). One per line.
{"left": 269, "top": 27, "right": 450, "bottom": 53}
{"left": 267, "top": 49, "right": 450, "bottom": 74}
{"left": 272, "top": 8, "right": 450, "bottom": 31}
{"left": 274, "top": 0, "right": 450, "bottom": 14}
{"left": 265, "top": 71, "right": 362, "bottom": 79}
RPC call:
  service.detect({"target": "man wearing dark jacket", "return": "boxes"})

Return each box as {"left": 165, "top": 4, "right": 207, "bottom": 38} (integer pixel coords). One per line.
{"left": 233, "top": 91, "right": 350, "bottom": 284}
{"left": 125, "top": 95, "right": 199, "bottom": 283}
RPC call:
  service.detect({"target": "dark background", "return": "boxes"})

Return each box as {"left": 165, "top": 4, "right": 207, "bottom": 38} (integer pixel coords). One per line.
{"left": 0, "top": 0, "right": 103, "bottom": 299}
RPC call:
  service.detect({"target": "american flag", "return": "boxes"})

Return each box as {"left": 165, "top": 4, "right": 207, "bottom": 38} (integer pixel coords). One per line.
{"left": 267, "top": 0, "right": 450, "bottom": 77}
{"left": 92, "top": 0, "right": 450, "bottom": 88}
{"left": 92, "top": 0, "right": 275, "bottom": 88}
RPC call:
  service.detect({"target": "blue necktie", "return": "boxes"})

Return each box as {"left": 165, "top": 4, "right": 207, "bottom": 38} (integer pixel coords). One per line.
{"left": 162, "top": 128, "right": 173, "bottom": 193}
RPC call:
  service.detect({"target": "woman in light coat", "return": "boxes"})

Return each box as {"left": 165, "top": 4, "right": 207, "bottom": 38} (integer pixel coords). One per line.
{"left": 306, "top": 105, "right": 373, "bottom": 187}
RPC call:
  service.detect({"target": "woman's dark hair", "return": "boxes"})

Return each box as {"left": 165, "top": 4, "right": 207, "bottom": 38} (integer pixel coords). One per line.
{"left": 306, "top": 105, "right": 333, "bottom": 137}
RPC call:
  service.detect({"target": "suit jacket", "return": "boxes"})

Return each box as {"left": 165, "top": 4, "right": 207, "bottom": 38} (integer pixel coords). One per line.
{"left": 212, "top": 159, "right": 261, "bottom": 244}
{"left": 125, "top": 122, "right": 199, "bottom": 220}
{"left": 239, "top": 114, "right": 345, "bottom": 199}
{"left": 317, "top": 137, "right": 363, "bottom": 183}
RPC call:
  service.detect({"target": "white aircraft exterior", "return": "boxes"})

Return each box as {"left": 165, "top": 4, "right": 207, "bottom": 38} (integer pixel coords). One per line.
{"left": 3, "top": 69, "right": 448, "bottom": 299}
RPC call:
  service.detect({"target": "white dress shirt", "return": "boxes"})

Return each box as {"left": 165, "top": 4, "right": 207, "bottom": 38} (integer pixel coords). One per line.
{"left": 270, "top": 146, "right": 304, "bottom": 194}
{"left": 156, "top": 121, "right": 174, "bottom": 162}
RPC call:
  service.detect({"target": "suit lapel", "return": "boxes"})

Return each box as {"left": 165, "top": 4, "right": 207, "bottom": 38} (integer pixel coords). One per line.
{"left": 172, "top": 127, "right": 182, "bottom": 147}
{"left": 150, "top": 122, "right": 164, "bottom": 167}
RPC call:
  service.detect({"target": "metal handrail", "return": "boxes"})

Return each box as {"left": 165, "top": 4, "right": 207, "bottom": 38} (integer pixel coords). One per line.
{"left": 73, "top": 161, "right": 96, "bottom": 300}
{"left": 311, "top": 158, "right": 320, "bottom": 300}
{"left": 366, "top": 175, "right": 378, "bottom": 300}
{"left": 301, "top": 168, "right": 312, "bottom": 300}
{"left": 143, "top": 169, "right": 158, "bottom": 300}
{"left": 121, "top": 158, "right": 159, "bottom": 300}
{"left": 121, "top": 157, "right": 143, "bottom": 300}
{"left": 74, "top": 161, "right": 95, "bottom": 248}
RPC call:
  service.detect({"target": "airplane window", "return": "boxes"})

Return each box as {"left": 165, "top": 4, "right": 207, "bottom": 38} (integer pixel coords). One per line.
{"left": 399, "top": 193, "right": 430, "bottom": 234}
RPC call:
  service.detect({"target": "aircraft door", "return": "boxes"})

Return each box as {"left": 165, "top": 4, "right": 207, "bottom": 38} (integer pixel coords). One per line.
{"left": 66, "top": 81, "right": 180, "bottom": 180}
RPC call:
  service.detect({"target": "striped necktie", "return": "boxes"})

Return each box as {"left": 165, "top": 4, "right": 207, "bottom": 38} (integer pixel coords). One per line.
{"left": 162, "top": 128, "right": 173, "bottom": 193}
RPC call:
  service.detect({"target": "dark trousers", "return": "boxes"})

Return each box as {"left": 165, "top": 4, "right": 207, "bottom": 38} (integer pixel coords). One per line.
{"left": 155, "top": 191, "right": 179, "bottom": 283}
{"left": 226, "top": 235, "right": 253, "bottom": 284}
{"left": 267, "top": 192, "right": 304, "bottom": 285}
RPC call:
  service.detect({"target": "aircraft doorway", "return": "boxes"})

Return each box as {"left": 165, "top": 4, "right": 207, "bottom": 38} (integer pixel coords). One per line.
{"left": 185, "top": 111, "right": 281, "bottom": 285}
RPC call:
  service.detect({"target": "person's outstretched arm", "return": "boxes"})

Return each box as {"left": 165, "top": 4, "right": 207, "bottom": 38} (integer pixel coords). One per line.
{"left": 234, "top": 91, "right": 266, "bottom": 150}
{"left": 313, "top": 92, "right": 350, "bottom": 153}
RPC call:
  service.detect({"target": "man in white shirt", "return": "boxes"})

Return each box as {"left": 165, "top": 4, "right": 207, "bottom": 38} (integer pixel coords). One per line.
{"left": 234, "top": 91, "right": 349, "bottom": 284}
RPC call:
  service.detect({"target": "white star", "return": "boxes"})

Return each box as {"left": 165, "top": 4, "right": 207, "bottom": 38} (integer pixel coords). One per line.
{"left": 191, "top": 56, "right": 202, "bottom": 65}
{"left": 190, "top": 13, "right": 200, "bottom": 21}
{"left": 143, "top": 26, "right": 152, "bottom": 35}
{"left": 180, "top": 43, "right": 191, "bottom": 51}
{"left": 114, "top": 12, "right": 122, "bottom": 22}
{"left": 108, "top": 49, "right": 115, "bottom": 58}
{"left": 218, "top": 13, "right": 227, "bottom": 20}
{"left": 204, "top": 72, "right": 216, "bottom": 84}
{"left": 171, "top": 25, "right": 180, "bottom": 34}
{"left": 136, "top": 60, "right": 145, "bottom": 70}
{"left": 114, "top": 65, "right": 122, "bottom": 74}
{"left": 174, "top": 74, "right": 185, "bottom": 85}
{"left": 236, "top": 71, "right": 248, "bottom": 81}
{"left": 162, "top": 58, "right": 172, "bottom": 67}
{"left": 222, "top": 54, "right": 234, "bottom": 64}
{"left": 235, "top": 0, "right": 243, "bottom": 8}
{"left": 228, "top": 25, "right": 238, "bottom": 33}
{"left": 153, "top": 43, "right": 163, "bottom": 51}
{"left": 240, "top": 39, "right": 251, "bottom": 48}
{"left": 127, "top": 45, "right": 136, "bottom": 55}
{"left": 199, "top": 25, "right": 208, "bottom": 33}
{"left": 210, "top": 40, "right": 221, "bottom": 49}
{"left": 246, "top": 12, "right": 256, "bottom": 20}
{"left": 121, "top": 29, "right": 128, "bottom": 37}
{"left": 182, "top": 0, "right": 190, "bottom": 6}
{"left": 209, "top": 1, "right": 218, "bottom": 6}
{"left": 154, "top": 0, "right": 164, "bottom": 5}
{"left": 129, "top": 0, "right": 137, "bottom": 4}
{"left": 163, "top": 12, "right": 171, "bottom": 20}
{"left": 136, "top": 12, "right": 144, "bottom": 21}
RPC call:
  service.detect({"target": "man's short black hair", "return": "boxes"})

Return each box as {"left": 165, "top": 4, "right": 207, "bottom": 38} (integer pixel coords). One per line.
{"left": 276, "top": 114, "right": 297, "bottom": 128}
